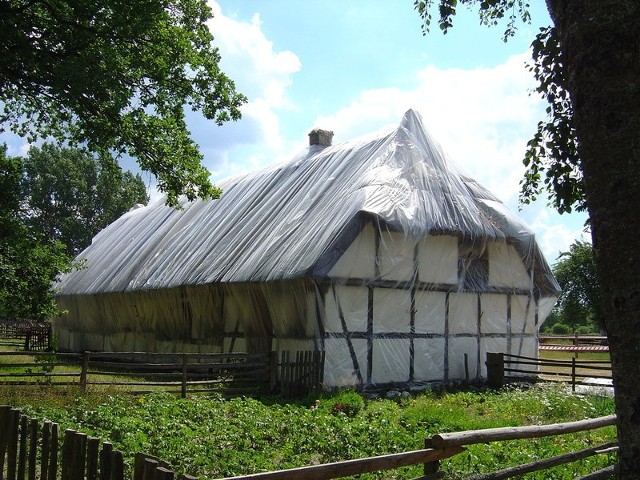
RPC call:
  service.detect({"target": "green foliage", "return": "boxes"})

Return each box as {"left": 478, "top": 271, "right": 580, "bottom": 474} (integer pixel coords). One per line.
{"left": 551, "top": 241, "right": 603, "bottom": 332}
{"left": 6, "top": 386, "right": 616, "bottom": 480}
{"left": 20, "top": 144, "right": 149, "bottom": 256}
{"left": 549, "top": 322, "right": 571, "bottom": 335}
{"left": 0, "top": 146, "right": 74, "bottom": 320}
{"left": 521, "top": 26, "right": 584, "bottom": 214}
{"left": 0, "top": 0, "right": 247, "bottom": 205}
{"left": 328, "top": 389, "right": 366, "bottom": 417}
{"left": 413, "top": 2, "right": 584, "bottom": 214}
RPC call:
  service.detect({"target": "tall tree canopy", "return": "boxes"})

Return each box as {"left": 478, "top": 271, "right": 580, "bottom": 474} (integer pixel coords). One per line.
{"left": 21, "top": 144, "right": 149, "bottom": 256}
{"left": 0, "top": 146, "right": 73, "bottom": 320}
{"left": 0, "top": 0, "right": 246, "bottom": 205}
{"left": 551, "top": 241, "right": 603, "bottom": 332}
{"left": 415, "top": 0, "right": 640, "bottom": 476}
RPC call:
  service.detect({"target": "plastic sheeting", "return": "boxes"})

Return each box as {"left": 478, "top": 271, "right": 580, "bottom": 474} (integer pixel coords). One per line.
{"left": 55, "top": 109, "right": 560, "bottom": 389}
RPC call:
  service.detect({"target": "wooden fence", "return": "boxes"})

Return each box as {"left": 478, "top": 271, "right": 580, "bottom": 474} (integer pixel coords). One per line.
{"left": 0, "top": 323, "right": 51, "bottom": 351}
{"left": 539, "top": 334, "right": 609, "bottom": 354}
{"left": 486, "top": 352, "right": 613, "bottom": 392}
{"left": 0, "top": 405, "right": 200, "bottom": 480}
{"left": 0, "top": 405, "right": 617, "bottom": 480}
{"left": 207, "top": 415, "right": 617, "bottom": 479}
{"left": 0, "top": 351, "right": 272, "bottom": 397}
{"left": 0, "top": 350, "right": 325, "bottom": 398}
{"left": 278, "top": 350, "right": 324, "bottom": 398}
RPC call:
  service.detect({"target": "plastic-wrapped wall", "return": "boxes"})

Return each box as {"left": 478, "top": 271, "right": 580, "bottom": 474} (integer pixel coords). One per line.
{"left": 54, "top": 110, "right": 560, "bottom": 389}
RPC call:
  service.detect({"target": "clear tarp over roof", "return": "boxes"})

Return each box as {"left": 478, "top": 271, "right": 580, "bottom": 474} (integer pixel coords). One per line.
{"left": 55, "top": 109, "right": 559, "bottom": 297}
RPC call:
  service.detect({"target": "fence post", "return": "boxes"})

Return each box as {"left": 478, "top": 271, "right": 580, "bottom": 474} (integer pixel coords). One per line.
{"left": 28, "top": 419, "right": 38, "bottom": 480}
{"left": 571, "top": 357, "right": 576, "bottom": 392}
{"left": 181, "top": 354, "right": 188, "bottom": 399}
{"left": 269, "top": 351, "right": 278, "bottom": 393}
{"left": 17, "top": 415, "right": 27, "bottom": 480}
{"left": 80, "top": 352, "right": 91, "bottom": 390}
{"left": 423, "top": 438, "right": 440, "bottom": 479}
{"left": 0, "top": 406, "right": 11, "bottom": 479}
{"left": 47, "top": 423, "right": 59, "bottom": 480}
{"left": 486, "top": 352, "right": 504, "bottom": 389}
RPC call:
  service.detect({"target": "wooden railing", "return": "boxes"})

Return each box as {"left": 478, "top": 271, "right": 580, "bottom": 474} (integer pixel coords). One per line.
{"left": 0, "top": 406, "right": 198, "bottom": 480}
{"left": 0, "top": 406, "right": 617, "bottom": 480}
{"left": 0, "top": 350, "right": 326, "bottom": 398}
{"left": 0, "top": 351, "right": 272, "bottom": 397}
{"left": 539, "top": 334, "right": 608, "bottom": 353}
{"left": 486, "top": 352, "right": 613, "bottom": 392}
{"left": 0, "top": 322, "right": 51, "bottom": 351}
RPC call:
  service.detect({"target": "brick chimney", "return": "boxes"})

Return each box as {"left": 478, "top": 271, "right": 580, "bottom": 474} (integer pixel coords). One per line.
{"left": 308, "top": 129, "right": 333, "bottom": 147}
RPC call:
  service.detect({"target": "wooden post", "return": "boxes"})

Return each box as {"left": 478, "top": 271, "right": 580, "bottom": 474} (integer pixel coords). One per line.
{"left": 269, "top": 351, "right": 278, "bottom": 393}
{"left": 155, "top": 467, "right": 175, "bottom": 480}
{"left": 7, "top": 409, "right": 21, "bottom": 480}
{"left": 464, "top": 353, "right": 469, "bottom": 383}
{"left": 61, "top": 430, "right": 75, "bottom": 480}
{"left": 46, "top": 324, "right": 52, "bottom": 351}
{"left": 28, "top": 419, "right": 38, "bottom": 480}
{"left": 17, "top": 415, "right": 27, "bottom": 480}
{"left": 80, "top": 352, "right": 91, "bottom": 390}
{"left": 423, "top": 439, "right": 440, "bottom": 479}
{"left": 0, "top": 406, "right": 11, "bottom": 480}
{"left": 86, "top": 438, "right": 100, "bottom": 480}
{"left": 571, "top": 357, "right": 576, "bottom": 392}
{"left": 100, "top": 442, "right": 113, "bottom": 480}
{"left": 486, "top": 352, "right": 504, "bottom": 389}
{"left": 40, "top": 422, "right": 51, "bottom": 480}
{"left": 111, "top": 451, "right": 124, "bottom": 480}
{"left": 47, "top": 424, "right": 59, "bottom": 480}
{"left": 142, "top": 458, "right": 159, "bottom": 480}
{"left": 181, "top": 354, "right": 188, "bottom": 399}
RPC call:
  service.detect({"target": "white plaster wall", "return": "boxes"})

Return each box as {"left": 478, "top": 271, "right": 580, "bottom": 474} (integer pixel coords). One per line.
{"left": 329, "top": 223, "right": 376, "bottom": 278}
{"left": 323, "top": 285, "right": 368, "bottom": 333}
{"left": 414, "top": 338, "right": 446, "bottom": 381}
{"left": 512, "top": 295, "right": 536, "bottom": 335}
{"left": 418, "top": 235, "right": 458, "bottom": 284}
{"left": 414, "top": 291, "right": 446, "bottom": 335}
{"left": 377, "top": 230, "right": 417, "bottom": 282}
{"left": 449, "top": 293, "right": 478, "bottom": 335}
{"left": 324, "top": 338, "right": 368, "bottom": 387}
{"left": 488, "top": 240, "right": 532, "bottom": 290}
{"left": 372, "top": 339, "right": 410, "bottom": 384}
{"left": 373, "top": 288, "right": 411, "bottom": 333}
{"left": 480, "top": 294, "right": 508, "bottom": 334}
{"left": 448, "top": 336, "right": 479, "bottom": 380}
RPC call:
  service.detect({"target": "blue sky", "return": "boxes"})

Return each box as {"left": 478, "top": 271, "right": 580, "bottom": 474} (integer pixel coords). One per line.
{"left": 2, "top": 1, "right": 589, "bottom": 264}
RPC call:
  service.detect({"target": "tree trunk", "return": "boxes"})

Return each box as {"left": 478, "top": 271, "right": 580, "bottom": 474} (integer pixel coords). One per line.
{"left": 545, "top": 1, "right": 640, "bottom": 477}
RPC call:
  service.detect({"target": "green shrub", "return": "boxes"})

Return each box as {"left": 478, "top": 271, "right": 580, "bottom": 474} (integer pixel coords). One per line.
{"left": 550, "top": 322, "right": 571, "bottom": 334}
{"left": 328, "top": 390, "right": 365, "bottom": 417}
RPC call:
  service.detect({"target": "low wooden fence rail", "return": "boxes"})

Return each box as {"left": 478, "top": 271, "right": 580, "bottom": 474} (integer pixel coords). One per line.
{"left": 0, "top": 406, "right": 617, "bottom": 480}
{"left": 0, "top": 351, "right": 272, "bottom": 398}
{"left": 486, "top": 352, "right": 613, "bottom": 392}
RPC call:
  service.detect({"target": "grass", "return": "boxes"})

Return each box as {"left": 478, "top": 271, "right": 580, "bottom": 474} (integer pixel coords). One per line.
{"left": 0, "top": 384, "right": 617, "bottom": 480}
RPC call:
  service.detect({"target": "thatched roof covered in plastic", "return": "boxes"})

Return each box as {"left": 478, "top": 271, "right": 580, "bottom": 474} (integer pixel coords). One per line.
{"left": 55, "top": 109, "right": 558, "bottom": 296}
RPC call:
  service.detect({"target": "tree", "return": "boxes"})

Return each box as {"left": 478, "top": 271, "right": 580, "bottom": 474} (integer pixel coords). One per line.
{"left": 0, "top": 0, "right": 246, "bottom": 205}
{"left": 414, "top": 1, "right": 640, "bottom": 475}
{"left": 550, "top": 241, "right": 602, "bottom": 333}
{"left": 0, "top": 146, "right": 73, "bottom": 320}
{"left": 21, "top": 144, "right": 149, "bottom": 256}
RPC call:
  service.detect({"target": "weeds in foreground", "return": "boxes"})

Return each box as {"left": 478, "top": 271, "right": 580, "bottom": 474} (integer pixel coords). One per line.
{"left": 1, "top": 383, "right": 616, "bottom": 480}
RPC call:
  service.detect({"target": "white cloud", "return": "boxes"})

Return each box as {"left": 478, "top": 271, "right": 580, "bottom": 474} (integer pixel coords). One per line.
{"left": 207, "top": 2, "right": 301, "bottom": 151}
{"left": 526, "top": 207, "right": 590, "bottom": 264}
{"left": 312, "top": 53, "right": 543, "bottom": 207}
